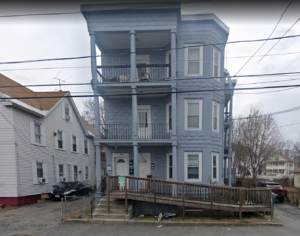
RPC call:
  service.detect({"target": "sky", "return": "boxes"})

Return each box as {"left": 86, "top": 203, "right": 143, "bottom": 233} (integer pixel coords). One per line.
{"left": 0, "top": 0, "right": 300, "bottom": 141}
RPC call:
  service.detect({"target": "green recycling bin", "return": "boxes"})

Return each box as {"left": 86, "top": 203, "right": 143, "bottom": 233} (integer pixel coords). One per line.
{"left": 266, "top": 193, "right": 277, "bottom": 215}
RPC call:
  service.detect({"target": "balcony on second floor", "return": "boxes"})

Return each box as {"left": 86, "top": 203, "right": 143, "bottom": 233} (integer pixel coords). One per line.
{"left": 97, "top": 63, "right": 171, "bottom": 83}
{"left": 100, "top": 123, "right": 171, "bottom": 140}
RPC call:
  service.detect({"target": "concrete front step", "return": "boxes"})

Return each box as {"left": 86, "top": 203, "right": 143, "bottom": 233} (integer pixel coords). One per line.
{"left": 96, "top": 203, "right": 131, "bottom": 210}
{"left": 93, "top": 213, "right": 126, "bottom": 219}
{"left": 99, "top": 200, "right": 126, "bottom": 206}
{"left": 94, "top": 208, "right": 126, "bottom": 214}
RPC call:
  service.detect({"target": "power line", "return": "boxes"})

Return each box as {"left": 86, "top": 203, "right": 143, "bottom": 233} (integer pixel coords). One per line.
{"left": 2, "top": 71, "right": 300, "bottom": 89}
{"left": 234, "top": 0, "right": 294, "bottom": 76}
{"left": 1, "top": 83, "right": 300, "bottom": 99}
{"left": 0, "top": 34, "right": 300, "bottom": 66}
{"left": 1, "top": 51, "right": 300, "bottom": 73}
{"left": 258, "top": 17, "right": 300, "bottom": 62}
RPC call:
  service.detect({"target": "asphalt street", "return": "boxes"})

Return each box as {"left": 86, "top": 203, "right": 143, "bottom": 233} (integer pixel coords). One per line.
{"left": 1, "top": 201, "right": 300, "bottom": 236}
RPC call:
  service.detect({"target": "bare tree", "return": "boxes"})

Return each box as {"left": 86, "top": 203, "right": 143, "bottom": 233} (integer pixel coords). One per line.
{"left": 232, "top": 105, "right": 282, "bottom": 184}
{"left": 81, "top": 98, "right": 105, "bottom": 128}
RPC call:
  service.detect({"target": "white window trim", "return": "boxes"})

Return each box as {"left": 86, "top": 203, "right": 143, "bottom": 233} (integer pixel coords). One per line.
{"left": 30, "top": 120, "right": 46, "bottom": 146}
{"left": 213, "top": 47, "right": 221, "bottom": 80}
{"left": 83, "top": 138, "right": 89, "bottom": 155}
{"left": 70, "top": 135, "right": 77, "bottom": 153}
{"left": 166, "top": 102, "right": 172, "bottom": 133}
{"left": 212, "top": 101, "right": 220, "bottom": 133}
{"left": 184, "top": 152, "right": 202, "bottom": 182}
{"left": 211, "top": 152, "right": 219, "bottom": 182}
{"left": 184, "top": 44, "right": 203, "bottom": 76}
{"left": 184, "top": 99, "right": 203, "bottom": 130}
{"left": 32, "top": 161, "right": 48, "bottom": 184}
{"left": 55, "top": 129, "right": 65, "bottom": 151}
{"left": 73, "top": 165, "right": 78, "bottom": 181}
{"left": 166, "top": 153, "right": 172, "bottom": 180}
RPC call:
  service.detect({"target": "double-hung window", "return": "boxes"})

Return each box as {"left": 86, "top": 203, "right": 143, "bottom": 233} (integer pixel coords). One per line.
{"left": 212, "top": 153, "right": 219, "bottom": 182}
{"left": 72, "top": 135, "right": 77, "bottom": 152}
{"left": 57, "top": 131, "right": 63, "bottom": 149}
{"left": 184, "top": 152, "right": 202, "bottom": 181}
{"left": 185, "top": 99, "right": 202, "bottom": 130}
{"left": 167, "top": 153, "right": 173, "bottom": 180}
{"left": 84, "top": 139, "right": 89, "bottom": 155}
{"left": 34, "top": 123, "right": 42, "bottom": 144}
{"left": 212, "top": 101, "right": 220, "bottom": 132}
{"left": 59, "top": 164, "right": 64, "bottom": 179}
{"left": 185, "top": 44, "right": 203, "bottom": 76}
{"left": 85, "top": 166, "right": 89, "bottom": 180}
{"left": 74, "top": 165, "right": 78, "bottom": 181}
{"left": 213, "top": 47, "right": 221, "bottom": 80}
{"left": 37, "top": 162, "right": 43, "bottom": 178}
{"left": 166, "top": 103, "right": 172, "bottom": 132}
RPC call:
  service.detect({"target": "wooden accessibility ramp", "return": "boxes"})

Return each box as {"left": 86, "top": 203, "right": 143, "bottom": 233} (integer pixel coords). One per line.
{"left": 106, "top": 176, "right": 273, "bottom": 220}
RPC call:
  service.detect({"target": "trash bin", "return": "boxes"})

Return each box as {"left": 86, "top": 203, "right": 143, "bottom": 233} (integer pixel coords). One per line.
{"left": 266, "top": 193, "right": 277, "bottom": 215}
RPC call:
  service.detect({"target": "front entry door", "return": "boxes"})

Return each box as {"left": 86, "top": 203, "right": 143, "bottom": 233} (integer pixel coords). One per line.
{"left": 138, "top": 105, "right": 151, "bottom": 139}
{"left": 138, "top": 153, "right": 151, "bottom": 191}
{"left": 113, "top": 153, "right": 129, "bottom": 176}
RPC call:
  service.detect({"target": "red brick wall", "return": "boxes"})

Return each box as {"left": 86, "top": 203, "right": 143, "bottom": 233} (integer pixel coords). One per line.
{"left": 0, "top": 195, "right": 41, "bottom": 206}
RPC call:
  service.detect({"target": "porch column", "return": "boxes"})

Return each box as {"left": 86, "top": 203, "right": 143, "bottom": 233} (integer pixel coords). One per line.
{"left": 171, "top": 85, "right": 177, "bottom": 137}
{"left": 228, "top": 95, "right": 233, "bottom": 186}
{"left": 90, "top": 31, "right": 102, "bottom": 190}
{"left": 130, "top": 30, "right": 136, "bottom": 82}
{"left": 132, "top": 86, "right": 138, "bottom": 139}
{"left": 172, "top": 143, "right": 177, "bottom": 181}
{"left": 170, "top": 29, "right": 177, "bottom": 79}
{"left": 133, "top": 142, "right": 139, "bottom": 177}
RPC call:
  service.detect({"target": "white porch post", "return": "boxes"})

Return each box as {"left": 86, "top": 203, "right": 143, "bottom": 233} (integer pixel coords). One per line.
{"left": 133, "top": 142, "right": 139, "bottom": 177}
{"left": 172, "top": 143, "right": 177, "bottom": 181}
{"left": 130, "top": 30, "right": 136, "bottom": 82}
{"left": 170, "top": 29, "right": 177, "bottom": 79}
{"left": 90, "top": 32, "right": 101, "bottom": 190}
{"left": 132, "top": 86, "right": 138, "bottom": 139}
{"left": 171, "top": 85, "right": 177, "bottom": 137}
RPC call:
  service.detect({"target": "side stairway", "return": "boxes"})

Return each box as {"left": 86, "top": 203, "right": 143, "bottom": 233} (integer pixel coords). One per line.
{"left": 93, "top": 198, "right": 133, "bottom": 221}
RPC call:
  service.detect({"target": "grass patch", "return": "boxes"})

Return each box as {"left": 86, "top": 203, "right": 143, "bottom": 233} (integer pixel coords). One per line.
{"left": 68, "top": 208, "right": 92, "bottom": 219}
{"left": 131, "top": 210, "right": 275, "bottom": 224}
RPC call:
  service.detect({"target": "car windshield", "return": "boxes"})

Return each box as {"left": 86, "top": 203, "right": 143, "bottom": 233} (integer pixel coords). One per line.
{"left": 58, "top": 183, "right": 77, "bottom": 189}
{"left": 266, "top": 184, "right": 282, "bottom": 189}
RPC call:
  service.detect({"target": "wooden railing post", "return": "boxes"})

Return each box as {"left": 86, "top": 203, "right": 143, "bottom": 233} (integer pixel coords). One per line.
{"left": 154, "top": 180, "right": 156, "bottom": 203}
{"left": 107, "top": 176, "right": 110, "bottom": 214}
{"left": 239, "top": 188, "right": 243, "bottom": 220}
{"left": 211, "top": 187, "right": 213, "bottom": 209}
{"left": 125, "top": 176, "right": 128, "bottom": 215}
{"left": 182, "top": 183, "right": 185, "bottom": 220}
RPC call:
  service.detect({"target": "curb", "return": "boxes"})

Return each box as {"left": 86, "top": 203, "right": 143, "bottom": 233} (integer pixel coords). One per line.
{"left": 65, "top": 219, "right": 283, "bottom": 227}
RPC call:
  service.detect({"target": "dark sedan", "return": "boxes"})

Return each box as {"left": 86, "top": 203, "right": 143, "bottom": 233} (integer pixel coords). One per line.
{"left": 52, "top": 181, "right": 92, "bottom": 200}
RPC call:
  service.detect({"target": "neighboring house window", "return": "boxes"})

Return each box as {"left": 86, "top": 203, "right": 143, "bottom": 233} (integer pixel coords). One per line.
{"left": 37, "top": 162, "right": 43, "bottom": 178}
{"left": 290, "top": 163, "right": 293, "bottom": 167}
{"left": 84, "top": 139, "right": 89, "bottom": 155}
{"left": 184, "top": 152, "right": 202, "bottom": 181}
{"left": 280, "top": 162, "right": 284, "bottom": 166}
{"left": 212, "top": 153, "right": 219, "bottom": 182}
{"left": 274, "top": 170, "right": 278, "bottom": 173}
{"left": 279, "top": 169, "right": 284, "bottom": 174}
{"left": 65, "top": 103, "right": 70, "bottom": 119}
{"left": 167, "top": 153, "right": 172, "bottom": 180}
{"left": 213, "top": 47, "right": 221, "bottom": 80}
{"left": 184, "top": 44, "right": 203, "bottom": 76}
{"left": 72, "top": 135, "right": 77, "bottom": 152}
{"left": 74, "top": 165, "right": 78, "bottom": 181}
{"left": 34, "top": 123, "right": 42, "bottom": 144}
{"left": 275, "top": 156, "right": 279, "bottom": 161}
{"left": 30, "top": 121, "right": 45, "bottom": 146}
{"left": 57, "top": 131, "right": 63, "bottom": 149}
{"left": 32, "top": 161, "right": 48, "bottom": 184}
{"left": 185, "top": 99, "right": 202, "bottom": 130}
{"left": 62, "top": 101, "right": 72, "bottom": 122}
{"left": 212, "top": 101, "right": 220, "bottom": 132}
{"left": 166, "top": 103, "right": 172, "bottom": 132}
{"left": 59, "top": 164, "right": 64, "bottom": 178}
{"left": 85, "top": 166, "right": 89, "bottom": 180}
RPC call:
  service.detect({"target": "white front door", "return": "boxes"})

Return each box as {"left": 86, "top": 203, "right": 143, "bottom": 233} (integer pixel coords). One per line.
{"left": 136, "top": 55, "right": 150, "bottom": 81}
{"left": 113, "top": 153, "right": 129, "bottom": 176}
{"left": 138, "top": 105, "right": 151, "bottom": 138}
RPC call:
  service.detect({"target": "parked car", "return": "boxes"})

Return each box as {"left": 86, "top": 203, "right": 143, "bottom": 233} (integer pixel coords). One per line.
{"left": 52, "top": 181, "right": 92, "bottom": 200}
{"left": 252, "top": 181, "right": 284, "bottom": 203}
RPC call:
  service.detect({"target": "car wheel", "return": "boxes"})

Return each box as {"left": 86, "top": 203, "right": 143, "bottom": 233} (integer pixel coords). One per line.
{"left": 279, "top": 197, "right": 284, "bottom": 203}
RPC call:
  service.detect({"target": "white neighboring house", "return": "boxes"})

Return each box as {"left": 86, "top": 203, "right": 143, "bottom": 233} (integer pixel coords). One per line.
{"left": 0, "top": 73, "right": 96, "bottom": 206}
{"left": 266, "top": 154, "right": 295, "bottom": 177}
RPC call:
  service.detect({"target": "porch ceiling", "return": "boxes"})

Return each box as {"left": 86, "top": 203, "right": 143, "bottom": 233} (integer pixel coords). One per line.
{"left": 96, "top": 30, "right": 170, "bottom": 50}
